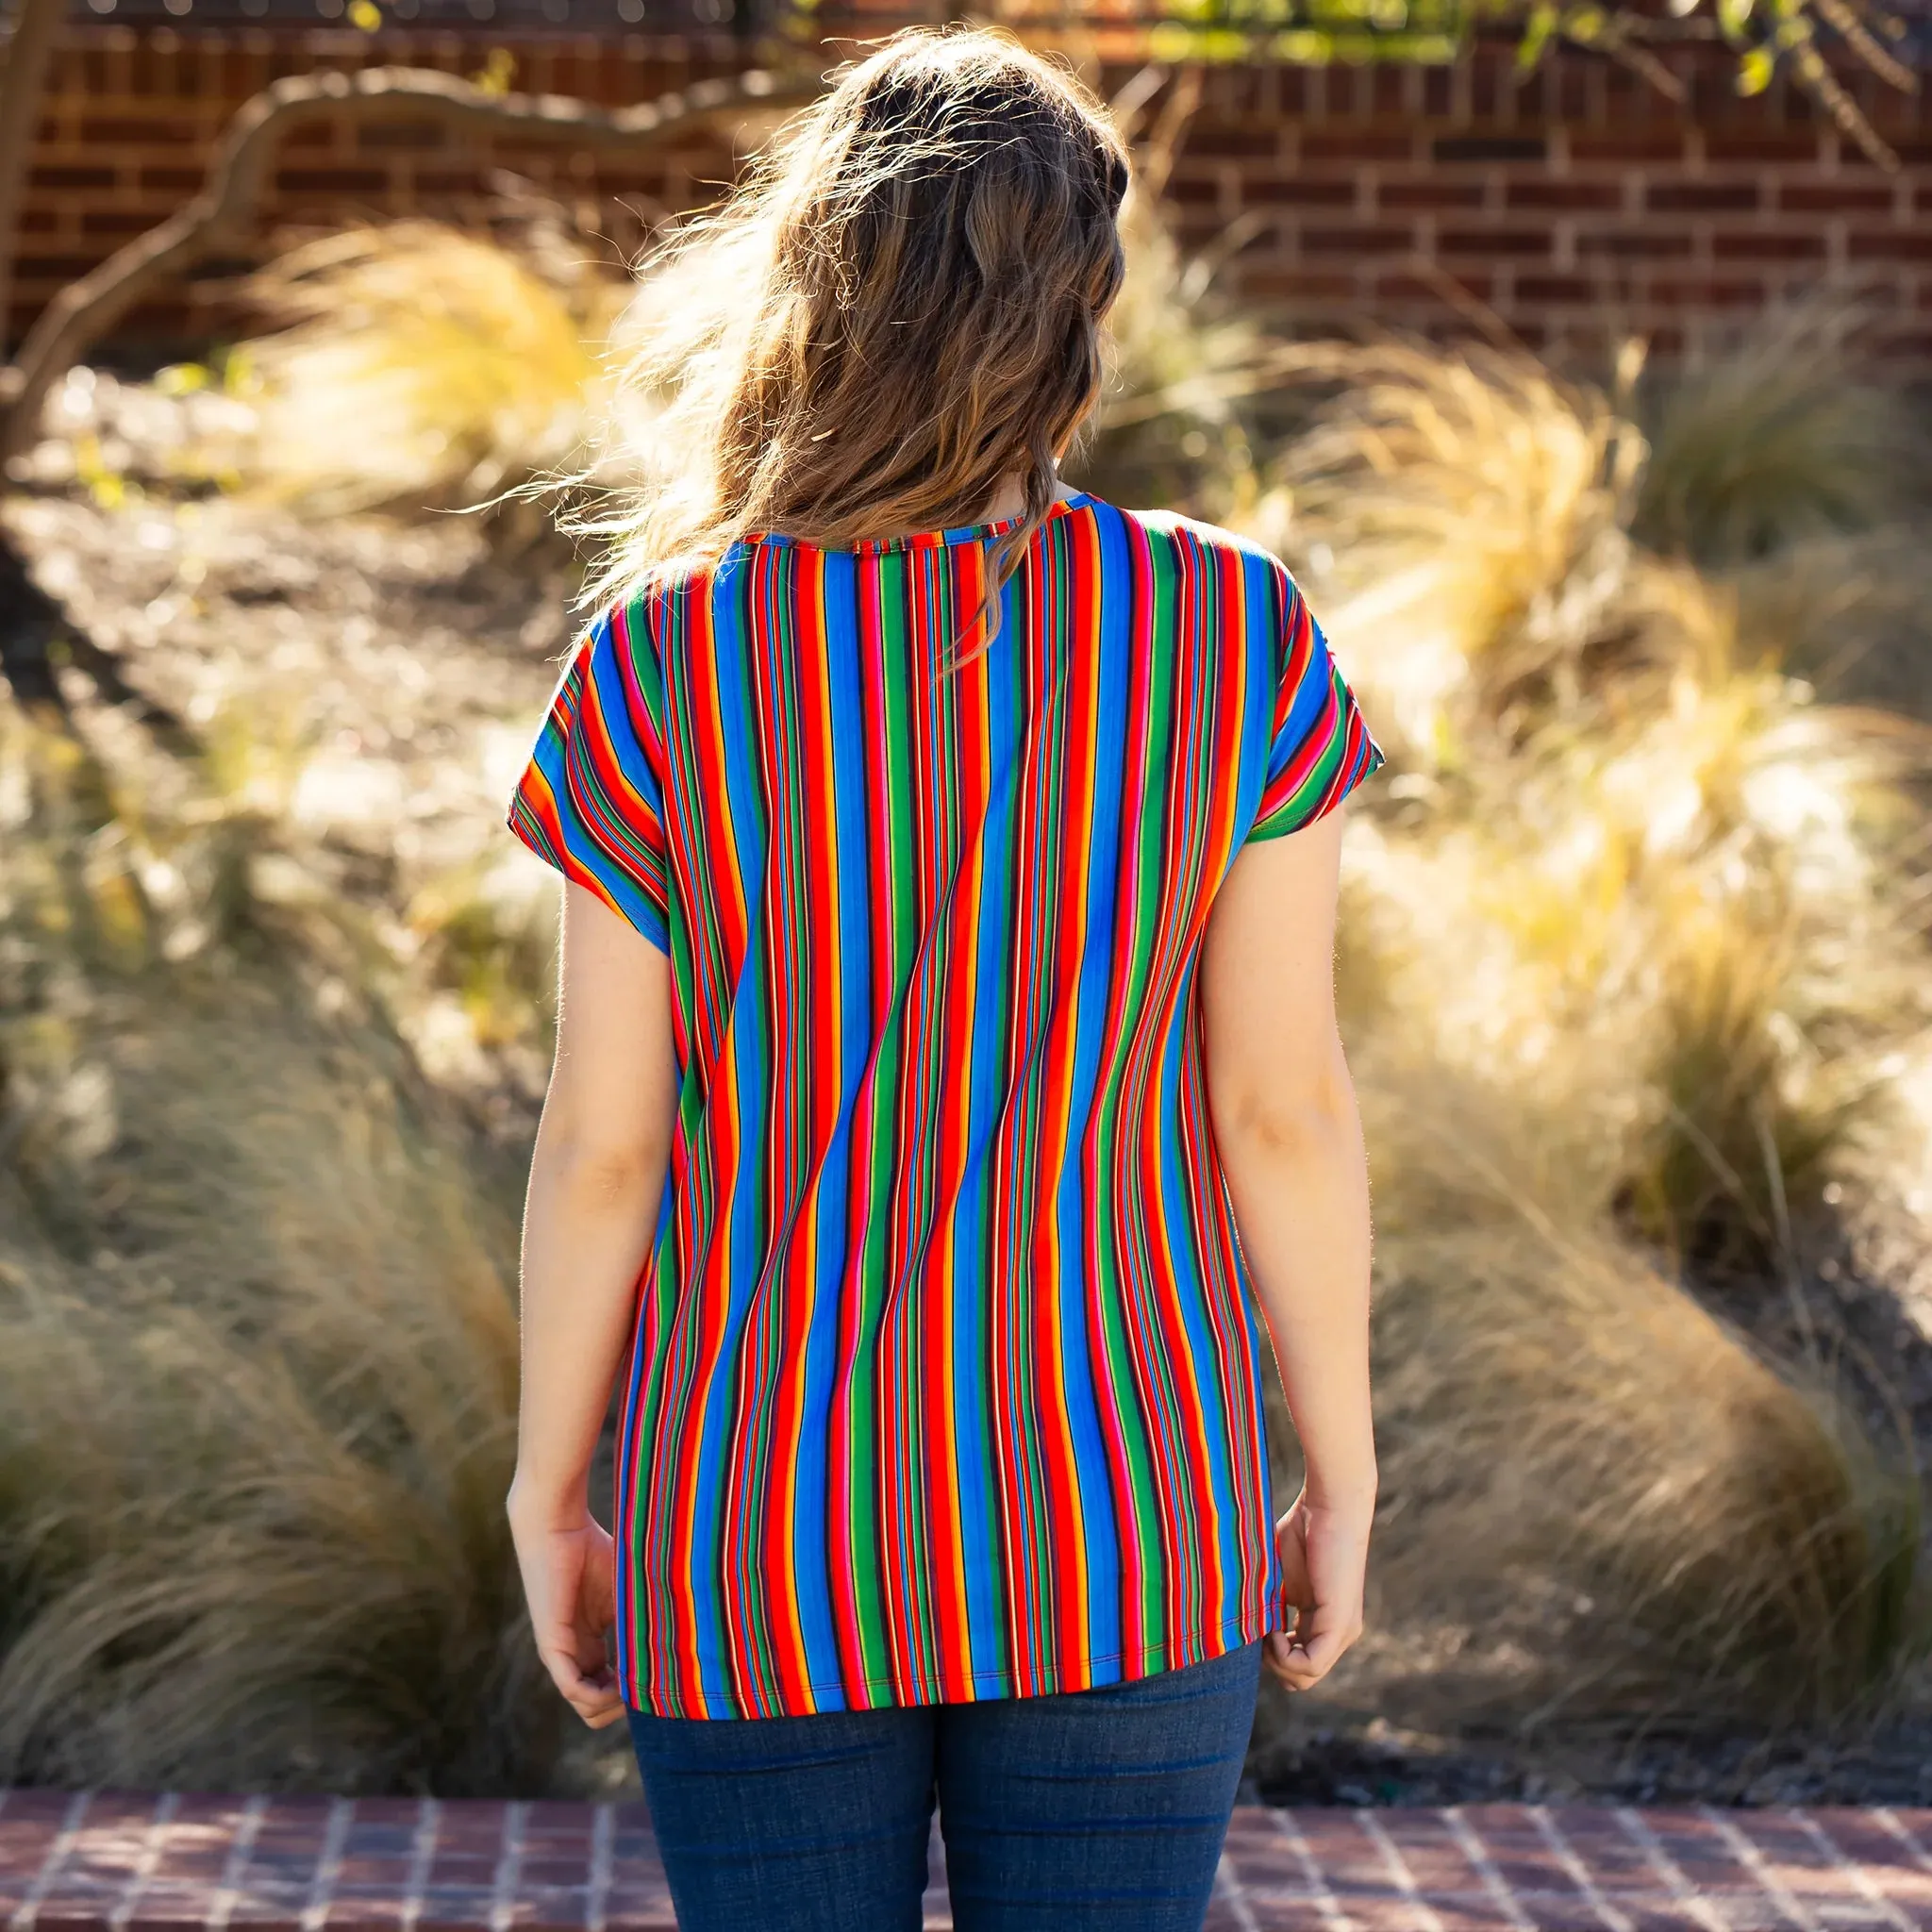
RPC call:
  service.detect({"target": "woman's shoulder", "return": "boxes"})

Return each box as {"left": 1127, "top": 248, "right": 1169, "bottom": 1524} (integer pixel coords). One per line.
{"left": 1093, "top": 499, "right": 1293, "bottom": 583}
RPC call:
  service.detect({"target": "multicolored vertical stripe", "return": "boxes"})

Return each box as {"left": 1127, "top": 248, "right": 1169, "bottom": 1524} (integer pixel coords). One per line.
{"left": 507, "top": 491, "right": 1384, "bottom": 1719}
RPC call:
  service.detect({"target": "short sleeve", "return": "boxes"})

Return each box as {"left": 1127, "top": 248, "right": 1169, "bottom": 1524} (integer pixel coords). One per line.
{"left": 506, "top": 601, "right": 672, "bottom": 954}
{"left": 1246, "top": 570, "right": 1386, "bottom": 844}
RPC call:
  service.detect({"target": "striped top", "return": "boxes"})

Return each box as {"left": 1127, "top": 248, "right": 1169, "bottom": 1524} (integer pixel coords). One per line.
{"left": 506, "top": 490, "right": 1383, "bottom": 1719}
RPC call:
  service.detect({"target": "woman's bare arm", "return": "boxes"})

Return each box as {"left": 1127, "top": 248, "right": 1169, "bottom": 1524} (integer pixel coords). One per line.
{"left": 1200, "top": 808, "right": 1376, "bottom": 1691}
{"left": 507, "top": 880, "right": 678, "bottom": 1728}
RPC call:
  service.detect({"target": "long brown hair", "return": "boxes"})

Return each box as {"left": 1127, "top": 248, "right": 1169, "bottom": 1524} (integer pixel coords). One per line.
{"left": 584, "top": 26, "right": 1131, "bottom": 653}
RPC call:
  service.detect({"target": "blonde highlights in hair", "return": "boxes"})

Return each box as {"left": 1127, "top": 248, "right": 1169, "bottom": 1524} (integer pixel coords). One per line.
{"left": 585, "top": 27, "right": 1131, "bottom": 645}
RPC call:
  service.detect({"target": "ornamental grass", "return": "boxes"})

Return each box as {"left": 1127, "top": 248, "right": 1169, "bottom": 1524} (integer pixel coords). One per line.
{"left": 1, "top": 174, "right": 1928, "bottom": 1790}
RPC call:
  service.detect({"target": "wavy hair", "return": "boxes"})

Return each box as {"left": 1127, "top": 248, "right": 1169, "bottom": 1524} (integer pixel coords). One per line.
{"left": 581, "top": 26, "right": 1131, "bottom": 658}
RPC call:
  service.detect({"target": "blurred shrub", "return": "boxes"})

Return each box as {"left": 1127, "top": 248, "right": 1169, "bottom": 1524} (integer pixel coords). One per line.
{"left": 235, "top": 220, "right": 626, "bottom": 522}
{"left": 0, "top": 713, "right": 555, "bottom": 1794}
{"left": 1633, "top": 300, "right": 1925, "bottom": 569}
{"left": 12, "top": 176, "right": 1931, "bottom": 1786}
{"left": 1362, "top": 1071, "right": 1920, "bottom": 1734}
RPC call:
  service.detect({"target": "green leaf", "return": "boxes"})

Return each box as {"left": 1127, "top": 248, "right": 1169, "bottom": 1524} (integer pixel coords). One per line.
{"left": 1738, "top": 42, "right": 1775, "bottom": 91}
{"left": 1518, "top": 0, "right": 1558, "bottom": 66}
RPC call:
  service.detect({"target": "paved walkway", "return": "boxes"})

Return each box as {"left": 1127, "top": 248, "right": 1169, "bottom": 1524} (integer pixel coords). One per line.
{"left": 2, "top": 1792, "right": 1929, "bottom": 1929}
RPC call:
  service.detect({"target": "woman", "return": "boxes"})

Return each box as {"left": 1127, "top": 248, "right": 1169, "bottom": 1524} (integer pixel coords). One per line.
{"left": 504, "top": 26, "right": 1383, "bottom": 1932}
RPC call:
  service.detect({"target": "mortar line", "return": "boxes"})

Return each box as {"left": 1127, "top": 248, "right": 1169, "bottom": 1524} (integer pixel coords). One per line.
{"left": 1271, "top": 1809, "right": 1357, "bottom": 1932}
{"left": 1785, "top": 1807, "right": 1915, "bottom": 1932}
{"left": 1530, "top": 1807, "right": 1637, "bottom": 1932}
{"left": 7, "top": 1790, "right": 92, "bottom": 1932}
{"left": 297, "top": 1797, "right": 352, "bottom": 1932}
{"left": 488, "top": 1800, "right": 527, "bottom": 1932}
{"left": 585, "top": 1804, "right": 614, "bottom": 1932}
{"left": 1442, "top": 1807, "right": 1536, "bottom": 1932}
{"left": 1357, "top": 1810, "right": 1446, "bottom": 1932}
{"left": 203, "top": 1794, "right": 269, "bottom": 1932}
{"left": 399, "top": 1796, "right": 440, "bottom": 1932}
{"left": 1615, "top": 1807, "right": 1729, "bottom": 1932}
{"left": 108, "top": 1790, "right": 180, "bottom": 1932}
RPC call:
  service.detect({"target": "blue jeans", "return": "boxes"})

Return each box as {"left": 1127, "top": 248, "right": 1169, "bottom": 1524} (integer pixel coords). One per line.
{"left": 625, "top": 1641, "right": 1262, "bottom": 1931}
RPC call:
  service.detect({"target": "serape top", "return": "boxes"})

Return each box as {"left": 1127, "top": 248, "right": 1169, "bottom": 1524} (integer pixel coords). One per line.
{"left": 506, "top": 489, "right": 1384, "bottom": 1719}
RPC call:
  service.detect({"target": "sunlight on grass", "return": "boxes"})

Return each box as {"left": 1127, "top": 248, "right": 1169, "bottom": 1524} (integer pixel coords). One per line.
{"left": 8, "top": 173, "right": 1931, "bottom": 1786}
{"left": 235, "top": 222, "right": 625, "bottom": 517}
{"left": 0, "top": 713, "right": 554, "bottom": 1794}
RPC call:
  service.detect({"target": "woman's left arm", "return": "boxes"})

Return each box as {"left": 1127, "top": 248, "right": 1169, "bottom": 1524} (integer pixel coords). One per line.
{"left": 508, "top": 880, "right": 678, "bottom": 1729}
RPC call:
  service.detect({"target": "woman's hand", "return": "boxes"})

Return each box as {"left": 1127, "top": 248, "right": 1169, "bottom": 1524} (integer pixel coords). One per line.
{"left": 1264, "top": 1488, "right": 1373, "bottom": 1692}
{"left": 508, "top": 1491, "right": 626, "bottom": 1728}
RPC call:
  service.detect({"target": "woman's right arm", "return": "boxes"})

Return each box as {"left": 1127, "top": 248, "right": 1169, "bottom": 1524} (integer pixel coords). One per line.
{"left": 508, "top": 880, "right": 678, "bottom": 1729}
{"left": 1200, "top": 807, "right": 1376, "bottom": 1692}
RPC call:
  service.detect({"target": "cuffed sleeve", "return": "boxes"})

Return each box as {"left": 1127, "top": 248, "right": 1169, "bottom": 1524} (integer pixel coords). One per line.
{"left": 506, "top": 600, "right": 672, "bottom": 954}
{"left": 1246, "top": 572, "right": 1385, "bottom": 844}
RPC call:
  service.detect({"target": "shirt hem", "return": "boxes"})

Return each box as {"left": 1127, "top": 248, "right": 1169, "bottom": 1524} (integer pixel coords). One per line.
{"left": 623, "top": 1606, "right": 1278, "bottom": 1721}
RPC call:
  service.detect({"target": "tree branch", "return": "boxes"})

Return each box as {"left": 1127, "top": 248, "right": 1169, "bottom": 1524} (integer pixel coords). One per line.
{"left": 0, "top": 0, "right": 69, "bottom": 356}
{"left": 0, "top": 63, "right": 819, "bottom": 467}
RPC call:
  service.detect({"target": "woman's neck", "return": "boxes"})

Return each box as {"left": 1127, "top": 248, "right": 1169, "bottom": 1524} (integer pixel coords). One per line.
{"left": 978, "top": 467, "right": 1073, "bottom": 525}
{"left": 977, "top": 472, "right": 1030, "bottom": 523}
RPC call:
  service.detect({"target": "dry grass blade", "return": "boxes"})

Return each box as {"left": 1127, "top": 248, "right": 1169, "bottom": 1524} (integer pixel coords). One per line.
{"left": 1247, "top": 338, "right": 1651, "bottom": 756}
{"left": 1634, "top": 296, "right": 1921, "bottom": 568}
{"left": 0, "top": 706, "right": 553, "bottom": 1795}
{"left": 1354, "top": 1068, "right": 1922, "bottom": 1737}
{"left": 236, "top": 221, "right": 623, "bottom": 516}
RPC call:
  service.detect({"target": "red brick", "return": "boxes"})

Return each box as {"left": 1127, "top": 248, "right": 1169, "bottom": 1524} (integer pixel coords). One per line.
{"left": 1437, "top": 227, "right": 1553, "bottom": 258}
{"left": 1243, "top": 178, "right": 1355, "bottom": 208}
{"left": 1165, "top": 175, "right": 1221, "bottom": 207}
{"left": 1378, "top": 179, "right": 1486, "bottom": 209}
{"left": 1642, "top": 275, "right": 1766, "bottom": 308}
{"left": 1504, "top": 180, "right": 1623, "bottom": 210}
{"left": 1367, "top": 66, "right": 1409, "bottom": 116}
{"left": 407, "top": 167, "right": 498, "bottom": 193}
{"left": 1180, "top": 127, "right": 1284, "bottom": 159}
{"left": 1575, "top": 230, "right": 1695, "bottom": 258}
{"left": 356, "top": 120, "right": 450, "bottom": 151}
{"left": 1300, "top": 225, "right": 1414, "bottom": 257}
{"left": 274, "top": 166, "right": 392, "bottom": 192}
{"left": 1711, "top": 229, "right": 1830, "bottom": 260}
{"left": 1432, "top": 134, "right": 1548, "bottom": 163}
{"left": 81, "top": 208, "right": 165, "bottom": 236}
{"left": 1303, "top": 133, "right": 1417, "bottom": 162}
{"left": 1849, "top": 229, "right": 1932, "bottom": 260}
{"left": 77, "top": 115, "right": 196, "bottom": 143}
{"left": 1239, "top": 268, "right": 1357, "bottom": 301}
{"left": 15, "top": 255, "right": 110, "bottom": 284}
{"left": 1515, "top": 274, "right": 1599, "bottom": 302}
{"left": 1703, "top": 131, "right": 1827, "bottom": 162}
{"left": 1781, "top": 180, "right": 1897, "bottom": 211}
{"left": 1571, "top": 133, "right": 1693, "bottom": 162}
{"left": 1377, "top": 269, "right": 1497, "bottom": 303}
{"left": 29, "top": 163, "right": 119, "bottom": 188}
{"left": 1646, "top": 181, "right": 1762, "bottom": 212}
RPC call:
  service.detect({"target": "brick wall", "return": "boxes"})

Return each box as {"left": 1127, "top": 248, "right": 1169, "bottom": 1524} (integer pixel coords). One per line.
{"left": 11, "top": 23, "right": 1932, "bottom": 363}
{"left": 1164, "top": 54, "right": 1932, "bottom": 362}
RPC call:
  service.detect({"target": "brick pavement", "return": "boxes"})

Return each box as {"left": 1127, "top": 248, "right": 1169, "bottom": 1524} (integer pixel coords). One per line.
{"left": 1, "top": 1790, "right": 1929, "bottom": 1930}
